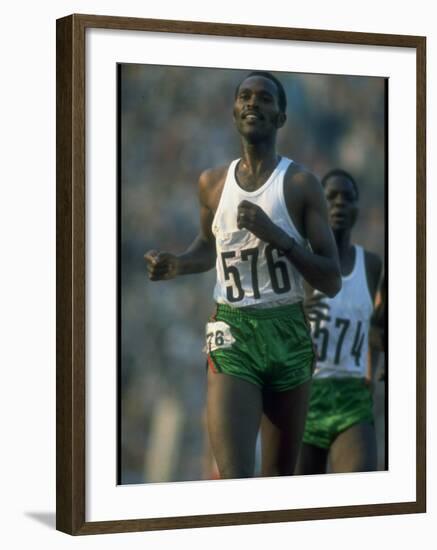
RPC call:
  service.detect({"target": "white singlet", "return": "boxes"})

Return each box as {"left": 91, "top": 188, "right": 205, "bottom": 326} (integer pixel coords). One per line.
{"left": 311, "top": 245, "right": 373, "bottom": 379}
{"left": 212, "top": 156, "right": 307, "bottom": 308}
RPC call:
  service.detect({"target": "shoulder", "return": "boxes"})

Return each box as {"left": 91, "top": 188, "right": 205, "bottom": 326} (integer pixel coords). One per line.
{"left": 285, "top": 161, "right": 318, "bottom": 185}
{"left": 285, "top": 162, "right": 321, "bottom": 193}
{"left": 363, "top": 249, "right": 382, "bottom": 299}
{"left": 199, "top": 165, "right": 228, "bottom": 186}
{"left": 284, "top": 161, "right": 324, "bottom": 205}
{"left": 198, "top": 164, "right": 230, "bottom": 208}
{"left": 364, "top": 249, "right": 382, "bottom": 276}
{"left": 199, "top": 165, "right": 228, "bottom": 191}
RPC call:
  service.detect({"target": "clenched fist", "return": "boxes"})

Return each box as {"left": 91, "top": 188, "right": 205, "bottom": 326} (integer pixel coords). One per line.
{"left": 237, "top": 200, "right": 293, "bottom": 250}
{"left": 144, "top": 249, "right": 179, "bottom": 281}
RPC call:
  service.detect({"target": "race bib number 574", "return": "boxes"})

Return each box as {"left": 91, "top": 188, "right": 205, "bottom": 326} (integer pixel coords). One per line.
{"left": 204, "top": 321, "right": 235, "bottom": 353}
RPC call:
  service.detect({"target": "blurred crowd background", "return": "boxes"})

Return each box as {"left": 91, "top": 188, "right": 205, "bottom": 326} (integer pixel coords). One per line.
{"left": 119, "top": 64, "right": 386, "bottom": 484}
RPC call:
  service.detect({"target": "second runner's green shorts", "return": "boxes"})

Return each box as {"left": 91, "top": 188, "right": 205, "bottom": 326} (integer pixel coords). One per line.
{"left": 303, "top": 378, "right": 374, "bottom": 449}
{"left": 205, "top": 302, "right": 315, "bottom": 392}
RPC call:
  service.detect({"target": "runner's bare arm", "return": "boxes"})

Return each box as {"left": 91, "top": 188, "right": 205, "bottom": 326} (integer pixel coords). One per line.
{"left": 278, "top": 172, "right": 340, "bottom": 297}
{"left": 175, "top": 170, "right": 217, "bottom": 274}
{"left": 144, "top": 170, "right": 217, "bottom": 280}
{"left": 369, "top": 258, "right": 385, "bottom": 352}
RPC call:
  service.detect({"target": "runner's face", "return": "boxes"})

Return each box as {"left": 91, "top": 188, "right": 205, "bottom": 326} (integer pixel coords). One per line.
{"left": 233, "top": 76, "right": 285, "bottom": 141}
{"left": 324, "top": 176, "right": 358, "bottom": 231}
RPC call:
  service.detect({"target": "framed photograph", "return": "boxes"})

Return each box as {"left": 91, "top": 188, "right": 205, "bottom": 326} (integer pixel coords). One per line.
{"left": 56, "top": 13, "right": 426, "bottom": 535}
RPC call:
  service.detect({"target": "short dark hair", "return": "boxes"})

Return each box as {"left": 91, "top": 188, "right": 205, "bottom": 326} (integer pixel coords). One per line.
{"left": 321, "top": 169, "right": 359, "bottom": 200}
{"left": 235, "top": 71, "right": 287, "bottom": 114}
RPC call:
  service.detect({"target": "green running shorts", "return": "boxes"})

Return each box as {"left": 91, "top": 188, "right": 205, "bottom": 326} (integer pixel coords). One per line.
{"left": 303, "top": 377, "right": 374, "bottom": 449}
{"left": 206, "top": 302, "right": 314, "bottom": 392}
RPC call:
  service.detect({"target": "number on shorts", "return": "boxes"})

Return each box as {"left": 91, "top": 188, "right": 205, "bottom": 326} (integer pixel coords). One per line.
{"left": 206, "top": 329, "right": 225, "bottom": 351}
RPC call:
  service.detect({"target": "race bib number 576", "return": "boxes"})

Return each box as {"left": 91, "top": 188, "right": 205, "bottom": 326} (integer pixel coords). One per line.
{"left": 204, "top": 321, "right": 235, "bottom": 353}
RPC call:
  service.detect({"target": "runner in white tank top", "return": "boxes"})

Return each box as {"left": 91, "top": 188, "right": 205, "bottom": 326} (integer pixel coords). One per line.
{"left": 311, "top": 245, "right": 373, "bottom": 379}
{"left": 145, "top": 72, "right": 342, "bottom": 480}
{"left": 296, "top": 169, "right": 383, "bottom": 475}
{"left": 213, "top": 156, "right": 307, "bottom": 308}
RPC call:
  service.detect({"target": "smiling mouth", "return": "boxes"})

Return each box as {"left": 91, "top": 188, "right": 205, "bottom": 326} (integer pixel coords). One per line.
{"left": 243, "top": 112, "right": 263, "bottom": 121}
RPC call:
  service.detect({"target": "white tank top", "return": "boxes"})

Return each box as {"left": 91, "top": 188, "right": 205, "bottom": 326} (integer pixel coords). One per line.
{"left": 311, "top": 245, "right": 373, "bottom": 379}
{"left": 212, "top": 157, "right": 307, "bottom": 308}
